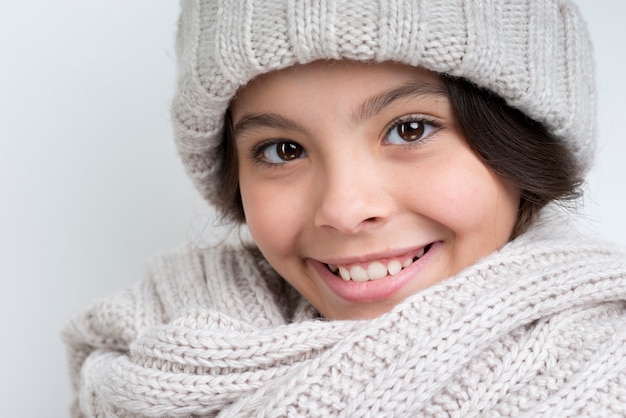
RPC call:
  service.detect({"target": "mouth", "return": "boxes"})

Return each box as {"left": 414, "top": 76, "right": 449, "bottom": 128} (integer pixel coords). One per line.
{"left": 325, "top": 243, "right": 434, "bottom": 282}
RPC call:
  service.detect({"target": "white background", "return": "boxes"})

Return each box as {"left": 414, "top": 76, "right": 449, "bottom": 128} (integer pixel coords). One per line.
{"left": 1, "top": 1, "right": 625, "bottom": 416}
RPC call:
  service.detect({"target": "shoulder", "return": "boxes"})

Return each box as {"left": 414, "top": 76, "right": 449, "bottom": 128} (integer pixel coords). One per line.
{"left": 62, "top": 245, "right": 270, "bottom": 347}
{"left": 143, "top": 244, "right": 279, "bottom": 317}
{"left": 152, "top": 243, "right": 315, "bottom": 325}
{"left": 511, "top": 205, "right": 626, "bottom": 259}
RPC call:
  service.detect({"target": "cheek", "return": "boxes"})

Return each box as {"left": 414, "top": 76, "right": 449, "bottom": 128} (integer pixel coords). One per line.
{"left": 405, "top": 153, "right": 518, "bottom": 241}
{"left": 239, "top": 174, "right": 304, "bottom": 256}
{"left": 441, "top": 167, "right": 495, "bottom": 225}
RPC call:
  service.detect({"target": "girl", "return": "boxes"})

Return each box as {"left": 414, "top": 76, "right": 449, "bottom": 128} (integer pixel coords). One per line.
{"left": 64, "top": 0, "right": 626, "bottom": 416}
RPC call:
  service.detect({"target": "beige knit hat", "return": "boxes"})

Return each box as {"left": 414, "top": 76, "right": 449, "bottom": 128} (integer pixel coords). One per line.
{"left": 171, "top": 0, "right": 596, "bottom": 207}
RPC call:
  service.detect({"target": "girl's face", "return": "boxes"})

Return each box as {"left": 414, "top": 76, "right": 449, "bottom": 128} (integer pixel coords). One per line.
{"left": 231, "top": 61, "right": 520, "bottom": 320}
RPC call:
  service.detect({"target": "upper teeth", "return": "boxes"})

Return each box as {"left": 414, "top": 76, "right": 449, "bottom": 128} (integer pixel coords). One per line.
{"left": 327, "top": 247, "right": 426, "bottom": 282}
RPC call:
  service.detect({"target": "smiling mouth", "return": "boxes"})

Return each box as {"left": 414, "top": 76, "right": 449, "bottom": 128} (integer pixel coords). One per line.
{"left": 325, "top": 243, "right": 433, "bottom": 282}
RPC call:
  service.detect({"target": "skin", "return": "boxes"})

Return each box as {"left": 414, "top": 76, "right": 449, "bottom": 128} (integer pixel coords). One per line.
{"left": 231, "top": 60, "right": 520, "bottom": 320}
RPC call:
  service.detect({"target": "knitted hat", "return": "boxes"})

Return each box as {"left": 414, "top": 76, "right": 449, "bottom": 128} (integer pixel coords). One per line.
{"left": 171, "top": 0, "right": 596, "bottom": 208}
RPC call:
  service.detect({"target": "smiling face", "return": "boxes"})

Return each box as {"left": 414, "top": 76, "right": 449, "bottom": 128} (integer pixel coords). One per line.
{"left": 231, "top": 60, "right": 520, "bottom": 320}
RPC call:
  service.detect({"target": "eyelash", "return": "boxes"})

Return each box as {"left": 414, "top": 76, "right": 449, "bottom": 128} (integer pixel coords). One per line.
{"left": 383, "top": 114, "right": 441, "bottom": 146}
{"left": 250, "top": 139, "right": 298, "bottom": 168}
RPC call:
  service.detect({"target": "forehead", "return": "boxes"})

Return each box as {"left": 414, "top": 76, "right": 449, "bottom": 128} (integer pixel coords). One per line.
{"left": 230, "top": 60, "right": 445, "bottom": 118}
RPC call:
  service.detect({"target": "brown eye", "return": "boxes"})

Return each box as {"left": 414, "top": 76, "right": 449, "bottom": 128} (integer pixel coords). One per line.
{"left": 262, "top": 141, "right": 306, "bottom": 163}
{"left": 277, "top": 142, "right": 303, "bottom": 160}
{"left": 398, "top": 121, "right": 425, "bottom": 142}
{"left": 386, "top": 117, "right": 437, "bottom": 145}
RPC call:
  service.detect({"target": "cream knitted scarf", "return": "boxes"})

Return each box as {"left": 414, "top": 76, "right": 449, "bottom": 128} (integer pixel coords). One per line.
{"left": 64, "top": 212, "right": 626, "bottom": 417}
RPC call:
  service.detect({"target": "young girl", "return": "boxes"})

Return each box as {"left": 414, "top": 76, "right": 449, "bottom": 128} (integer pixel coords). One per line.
{"left": 64, "top": 0, "right": 626, "bottom": 416}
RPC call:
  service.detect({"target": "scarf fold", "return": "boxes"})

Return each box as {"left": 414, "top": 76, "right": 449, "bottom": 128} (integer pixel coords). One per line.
{"left": 64, "top": 212, "right": 626, "bottom": 417}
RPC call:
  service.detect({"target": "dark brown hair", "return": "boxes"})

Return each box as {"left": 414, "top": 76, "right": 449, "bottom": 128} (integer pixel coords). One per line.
{"left": 214, "top": 75, "right": 583, "bottom": 239}
{"left": 442, "top": 76, "right": 583, "bottom": 239}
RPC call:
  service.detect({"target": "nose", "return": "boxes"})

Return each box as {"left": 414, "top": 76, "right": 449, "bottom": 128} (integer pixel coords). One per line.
{"left": 313, "top": 154, "right": 394, "bottom": 234}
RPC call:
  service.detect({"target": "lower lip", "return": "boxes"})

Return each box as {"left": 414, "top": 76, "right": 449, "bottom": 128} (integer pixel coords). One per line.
{"left": 310, "top": 242, "right": 442, "bottom": 303}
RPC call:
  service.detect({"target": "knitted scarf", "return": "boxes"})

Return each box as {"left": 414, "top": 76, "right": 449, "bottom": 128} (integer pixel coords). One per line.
{"left": 64, "top": 211, "right": 626, "bottom": 417}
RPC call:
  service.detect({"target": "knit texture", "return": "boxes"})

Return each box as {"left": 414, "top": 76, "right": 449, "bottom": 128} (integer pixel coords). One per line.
{"left": 64, "top": 210, "right": 626, "bottom": 417}
{"left": 171, "top": 0, "right": 596, "bottom": 207}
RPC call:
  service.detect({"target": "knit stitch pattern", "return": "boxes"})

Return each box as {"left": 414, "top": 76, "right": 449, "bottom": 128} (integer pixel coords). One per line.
{"left": 64, "top": 210, "right": 626, "bottom": 417}
{"left": 171, "top": 0, "right": 596, "bottom": 207}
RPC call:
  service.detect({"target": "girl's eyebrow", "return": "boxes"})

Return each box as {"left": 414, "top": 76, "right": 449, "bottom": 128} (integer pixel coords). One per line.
{"left": 355, "top": 82, "right": 448, "bottom": 123}
{"left": 233, "top": 82, "right": 448, "bottom": 139}
{"left": 234, "top": 113, "right": 311, "bottom": 139}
